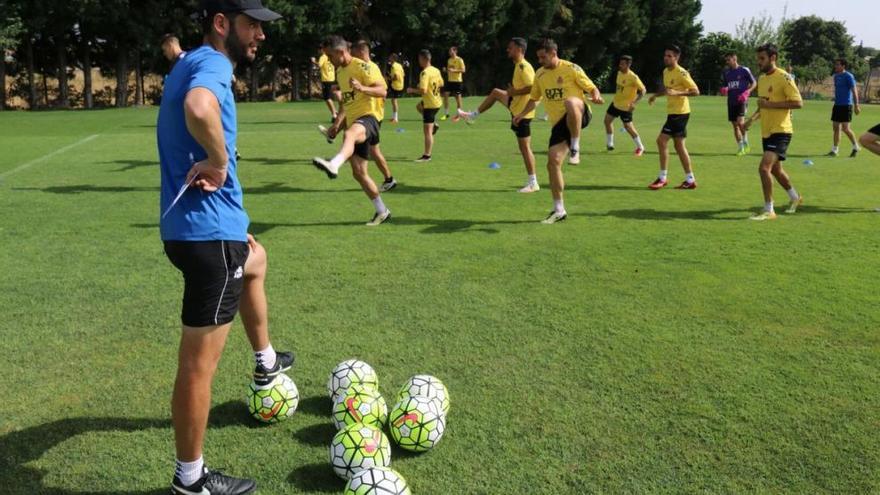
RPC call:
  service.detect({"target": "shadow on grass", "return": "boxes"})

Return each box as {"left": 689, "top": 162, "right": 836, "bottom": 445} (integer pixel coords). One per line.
{"left": 286, "top": 462, "right": 339, "bottom": 493}
{"left": 0, "top": 401, "right": 253, "bottom": 494}
{"left": 241, "top": 216, "right": 537, "bottom": 235}
{"left": 98, "top": 159, "right": 156, "bottom": 172}
{"left": 590, "top": 205, "right": 868, "bottom": 221}
{"left": 296, "top": 395, "right": 330, "bottom": 417}
{"left": 293, "top": 422, "right": 336, "bottom": 447}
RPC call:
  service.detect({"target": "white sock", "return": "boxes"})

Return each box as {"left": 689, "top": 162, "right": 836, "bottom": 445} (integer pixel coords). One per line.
{"left": 175, "top": 457, "right": 205, "bottom": 487}
{"left": 528, "top": 174, "right": 537, "bottom": 185}
{"left": 686, "top": 173, "right": 695, "bottom": 183}
{"left": 255, "top": 344, "right": 276, "bottom": 370}
{"left": 633, "top": 136, "right": 644, "bottom": 149}
{"left": 832, "top": 145, "right": 839, "bottom": 153}
{"left": 329, "top": 153, "right": 346, "bottom": 170}
{"left": 658, "top": 170, "right": 668, "bottom": 181}
{"left": 606, "top": 134, "right": 614, "bottom": 147}
{"left": 570, "top": 138, "right": 580, "bottom": 152}
{"left": 393, "top": 112, "right": 398, "bottom": 120}
{"left": 554, "top": 199, "right": 565, "bottom": 214}
{"left": 738, "top": 141, "right": 745, "bottom": 150}
{"left": 372, "top": 196, "right": 387, "bottom": 214}
{"left": 853, "top": 143, "right": 860, "bottom": 151}
{"left": 765, "top": 202, "right": 775, "bottom": 213}
{"left": 743, "top": 134, "right": 749, "bottom": 145}
{"left": 786, "top": 187, "right": 799, "bottom": 201}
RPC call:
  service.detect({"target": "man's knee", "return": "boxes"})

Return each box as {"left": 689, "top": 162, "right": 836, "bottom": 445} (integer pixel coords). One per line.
{"left": 564, "top": 98, "right": 583, "bottom": 113}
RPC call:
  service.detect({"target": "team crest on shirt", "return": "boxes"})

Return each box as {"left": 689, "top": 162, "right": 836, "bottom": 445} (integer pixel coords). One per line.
{"left": 556, "top": 76, "right": 564, "bottom": 85}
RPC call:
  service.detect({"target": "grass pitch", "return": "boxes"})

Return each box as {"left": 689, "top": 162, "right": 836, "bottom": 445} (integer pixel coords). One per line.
{"left": 1, "top": 95, "right": 879, "bottom": 494}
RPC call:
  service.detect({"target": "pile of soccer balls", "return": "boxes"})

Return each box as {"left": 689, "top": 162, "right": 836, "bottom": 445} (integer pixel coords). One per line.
{"left": 245, "top": 372, "right": 300, "bottom": 424}
{"left": 327, "top": 359, "right": 450, "bottom": 494}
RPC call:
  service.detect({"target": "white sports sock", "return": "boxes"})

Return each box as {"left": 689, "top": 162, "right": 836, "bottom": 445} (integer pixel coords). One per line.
{"left": 743, "top": 134, "right": 749, "bottom": 145}
{"left": 686, "top": 172, "right": 695, "bottom": 183}
{"left": 658, "top": 170, "right": 668, "bottom": 180}
{"left": 372, "top": 196, "right": 387, "bottom": 214}
{"left": 570, "top": 138, "right": 580, "bottom": 152}
{"left": 853, "top": 143, "right": 860, "bottom": 151}
{"left": 606, "top": 134, "right": 614, "bottom": 147}
{"left": 528, "top": 174, "right": 537, "bottom": 185}
{"left": 255, "top": 344, "right": 276, "bottom": 370}
{"left": 553, "top": 199, "right": 565, "bottom": 214}
{"left": 175, "top": 457, "right": 204, "bottom": 487}
{"left": 393, "top": 112, "right": 398, "bottom": 120}
{"left": 633, "top": 136, "right": 644, "bottom": 149}
{"left": 831, "top": 145, "right": 840, "bottom": 153}
{"left": 765, "top": 202, "right": 774, "bottom": 213}
{"left": 329, "top": 153, "right": 346, "bottom": 170}
{"left": 786, "top": 187, "right": 800, "bottom": 201}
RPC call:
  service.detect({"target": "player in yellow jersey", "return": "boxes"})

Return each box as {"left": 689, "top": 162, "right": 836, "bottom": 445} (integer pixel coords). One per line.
{"left": 387, "top": 53, "right": 406, "bottom": 123}
{"left": 513, "top": 39, "right": 604, "bottom": 224}
{"left": 407, "top": 49, "right": 444, "bottom": 162}
{"left": 311, "top": 36, "right": 392, "bottom": 226}
{"left": 441, "top": 46, "right": 466, "bottom": 121}
{"left": 311, "top": 42, "right": 338, "bottom": 122}
{"left": 603, "top": 55, "right": 647, "bottom": 156}
{"left": 742, "top": 43, "right": 804, "bottom": 221}
{"left": 458, "top": 38, "right": 539, "bottom": 193}
{"left": 648, "top": 45, "right": 700, "bottom": 190}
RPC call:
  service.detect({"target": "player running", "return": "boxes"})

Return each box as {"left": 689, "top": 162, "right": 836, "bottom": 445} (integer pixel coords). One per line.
{"left": 312, "top": 42, "right": 338, "bottom": 122}
{"left": 648, "top": 45, "right": 700, "bottom": 190}
{"left": 828, "top": 58, "right": 861, "bottom": 158}
{"left": 407, "top": 49, "right": 444, "bottom": 162}
{"left": 603, "top": 55, "right": 646, "bottom": 156}
{"left": 742, "top": 43, "right": 804, "bottom": 221}
{"left": 311, "top": 36, "right": 392, "bottom": 226}
{"left": 440, "top": 46, "right": 465, "bottom": 121}
{"left": 387, "top": 53, "right": 405, "bottom": 124}
{"left": 723, "top": 52, "right": 757, "bottom": 156}
{"left": 513, "top": 38, "right": 603, "bottom": 224}
{"left": 457, "top": 37, "right": 539, "bottom": 193}
{"left": 158, "top": 2, "right": 293, "bottom": 493}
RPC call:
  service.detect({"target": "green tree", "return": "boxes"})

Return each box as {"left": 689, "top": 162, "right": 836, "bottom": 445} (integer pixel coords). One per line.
{"left": 0, "top": 0, "right": 23, "bottom": 110}
{"left": 692, "top": 32, "right": 743, "bottom": 94}
{"left": 629, "top": 0, "right": 704, "bottom": 91}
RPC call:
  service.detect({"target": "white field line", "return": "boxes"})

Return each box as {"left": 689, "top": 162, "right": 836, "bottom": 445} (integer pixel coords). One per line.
{"left": 0, "top": 134, "right": 100, "bottom": 182}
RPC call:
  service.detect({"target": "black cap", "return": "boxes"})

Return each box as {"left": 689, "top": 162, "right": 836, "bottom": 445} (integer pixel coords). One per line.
{"left": 201, "top": 0, "right": 283, "bottom": 22}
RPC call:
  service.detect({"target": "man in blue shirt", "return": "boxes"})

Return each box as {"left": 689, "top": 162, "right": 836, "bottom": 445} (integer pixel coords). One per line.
{"left": 723, "top": 53, "right": 757, "bottom": 156}
{"left": 157, "top": 1, "right": 288, "bottom": 493}
{"left": 829, "top": 58, "right": 861, "bottom": 157}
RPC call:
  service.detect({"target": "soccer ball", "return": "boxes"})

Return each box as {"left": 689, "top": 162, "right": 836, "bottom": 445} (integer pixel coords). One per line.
{"left": 328, "top": 359, "right": 379, "bottom": 401}
{"left": 388, "top": 395, "right": 446, "bottom": 452}
{"left": 332, "top": 384, "right": 388, "bottom": 430}
{"left": 330, "top": 423, "right": 392, "bottom": 479}
{"left": 396, "top": 374, "right": 450, "bottom": 417}
{"left": 344, "top": 467, "right": 411, "bottom": 495}
{"left": 246, "top": 373, "right": 299, "bottom": 423}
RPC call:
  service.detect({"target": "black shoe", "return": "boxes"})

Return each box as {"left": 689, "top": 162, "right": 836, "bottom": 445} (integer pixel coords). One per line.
{"left": 606, "top": 145, "right": 615, "bottom": 151}
{"left": 234, "top": 149, "right": 242, "bottom": 161}
{"left": 253, "top": 351, "right": 295, "bottom": 387}
{"left": 172, "top": 468, "right": 256, "bottom": 495}
{"left": 432, "top": 124, "right": 440, "bottom": 135}
{"left": 414, "top": 155, "right": 432, "bottom": 163}
{"left": 850, "top": 149, "right": 858, "bottom": 158}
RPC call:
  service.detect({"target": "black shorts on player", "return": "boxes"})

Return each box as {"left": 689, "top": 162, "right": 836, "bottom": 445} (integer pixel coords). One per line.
{"left": 728, "top": 101, "right": 747, "bottom": 122}
{"left": 511, "top": 118, "right": 532, "bottom": 139}
{"left": 443, "top": 82, "right": 463, "bottom": 96}
{"left": 164, "top": 240, "right": 250, "bottom": 327}
{"left": 831, "top": 104, "right": 853, "bottom": 123}
{"left": 661, "top": 114, "right": 690, "bottom": 138}
{"left": 606, "top": 104, "right": 633, "bottom": 124}
{"left": 353, "top": 115, "right": 381, "bottom": 160}
{"left": 762, "top": 133, "right": 792, "bottom": 161}
{"left": 549, "top": 111, "right": 591, "bottom": 148}
{"left": 321, "top": 82, "right": 335, "bottom": 101}
{"left": 422, "top": 108, "right": 439, "bottom": 124}
{"left": 388, "top": 88, "right": 404, "bottom": 99}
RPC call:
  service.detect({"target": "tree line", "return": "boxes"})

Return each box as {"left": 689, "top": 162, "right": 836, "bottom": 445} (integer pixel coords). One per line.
{"left": 0, "top": 0, "right": 876, "bottom": 111}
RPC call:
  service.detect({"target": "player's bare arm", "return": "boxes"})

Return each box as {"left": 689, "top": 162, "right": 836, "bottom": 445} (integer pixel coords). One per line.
{"left": 184, "top": 87, "right": 228, "bottom": 192}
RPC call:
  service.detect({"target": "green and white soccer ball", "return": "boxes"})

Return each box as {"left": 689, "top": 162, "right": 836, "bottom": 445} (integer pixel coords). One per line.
{"left": 330, "top": 423, "right": 392, "bottom": 479}
{"left": 332, "top": 385, "right": 388, "bottom": 430}
{"left": 344, "top": 467, "right": 411, "bottom": 495}
{"left": 328, "top": 359, "right": 379, "bottom": 401}
{"left": 388, "top": 395, "right": 446, "bottom": 452}
{"left": 246, "top": 373, "right": 299, "bottom": 423}
{"left": 396, "top": 374, "right": 450, "bottom": 417}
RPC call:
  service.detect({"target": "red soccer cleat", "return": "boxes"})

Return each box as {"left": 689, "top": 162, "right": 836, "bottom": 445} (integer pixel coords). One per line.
{"left": 634, "top": 148, "right": 645, "bottom": 157}
{"left": 648, "top": 178, "right": 668, "bottom": 190}
{"left": 676, "top": 180, "right": 698, "bottom": 190}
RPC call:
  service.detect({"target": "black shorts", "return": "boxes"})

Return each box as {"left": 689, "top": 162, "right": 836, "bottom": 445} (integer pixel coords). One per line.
{"left": 388, "top": 88, "right": 405, "bottom": 99}
{"left": 511, "top": 118, "right": 532, "bottom": 139}
{"left": 442, "top": 81, "right": 463, "bottom": 96}
{"left": 832, "top": 105, "right": 853, "bottom": 123}
{"left": 728, "top": 101, "right": 747, "bottom": 122}
{"left": 321, "top": 82, "right": 335, "bottom": 101}
{"left": 661, "top": 114, "right": 690, "bottom": 138}
{"left": 164, "top": 240, "right": 250, "bottom": 328}
{"left": 868, "top": 123, "right": 880, "bottom": 136}
{"left": 549, "top": 110, "right": 591, "bottom": 148}
{"left": 606, "top": 104, "right": 633, "bottom": 123}
{"left": 762, "top": 133, "right": 792, "bottom": 161}
{"left": 353, "top": 115, "right": 381, "bottom": 160}
{"left": 422, "top": 107, "right": 439, "bottom": 124}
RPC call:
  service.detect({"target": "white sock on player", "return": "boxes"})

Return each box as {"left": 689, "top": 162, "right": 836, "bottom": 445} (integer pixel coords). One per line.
{"left": 372, "top": 196, "right": 388, "bottom": 214}
{"left": 606, "top": 134, "right": 614, "bottom": 147}
{"left": 175, "top": 457, "right": 204, "bottom": 487}
{"left": 765, "top": 201, "right": 774, "bottom": 213}
{"left": 528, "top": 174, "right": 537, "bottom": 185}
{"left": 393, "top": 112, "right": 398, "bottom": 120}
{"left": 786, "top": 187, "right": 800, "bottom": 201}
{"left": 553, "top": 199, "right": 565, "bottom": 214}
{"left": 831, "top": 145, "right": 840, "bottom": 153}
{"left": 255, "top": 344, "right": 277, "bottom": 370}
{"left": 633, "top": 136, "right": 644, "bottom": 149}
{"left": 658, "top": 170, "right": 668, "bottom": 181}
{"left": 686, "top": 172, "right": 696, "bottom": 183}
{"left": 329, "top": 153, "right": 346, "bottom": 170}
{"left": 570, "top": 138, "right": 580, "bottom": 152}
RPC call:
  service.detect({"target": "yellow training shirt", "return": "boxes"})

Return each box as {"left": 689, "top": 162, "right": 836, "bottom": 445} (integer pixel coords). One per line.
{"left": 336, "top": 57, "right": 383, "bottom": 124}
{"left": 389, "top": 62, "right": 405, "bottom": 91}
{"left": 510, "top": 59, "right": 536, "bottom": 119}
{"left": 419, "top": 66, "right": 444, "bottom": 109}
{"left": 757, "top": 68, "right": 802, "bottom": 138}
{"left": 447, "top": 56, "right": 465, "bottom": 83}
{"left": 529, "top": 60, "right": 597, "bottom": 125}
{"left": 663, "top": 65, "right": 698, "bottom": 115}
{"left": 612, "top": 70, "right": 646, "bottom": 111}
{"left": 319, "top": 54, "right": 335, "bottom": 83}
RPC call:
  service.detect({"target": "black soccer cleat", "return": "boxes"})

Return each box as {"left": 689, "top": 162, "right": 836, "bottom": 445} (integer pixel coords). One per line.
{"left": 432, "top": 124, "right": 440, "bottom": 135}
{"left": 253, "top": 350, "right": 295, "bottom": 387}
{"left": 850, "top": 149, "right": 858, "bottom": 158}
{"left": 312, "top": 157, "right": 338, "bottom": 179}
{"left": 172, "top": 468, "right": 256, "bottom": 495}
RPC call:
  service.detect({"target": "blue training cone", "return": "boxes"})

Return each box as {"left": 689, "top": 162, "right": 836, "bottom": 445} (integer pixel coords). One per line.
{"left": 489, "top": 162, "right": 501, "bottom": 170}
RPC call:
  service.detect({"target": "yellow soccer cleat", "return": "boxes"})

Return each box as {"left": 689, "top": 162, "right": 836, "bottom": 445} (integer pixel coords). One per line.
{"left": 749, "top": 211, "right": 778, "bottom": 221}
{"left": 785, "top": 196, "right": 803, "bottom": 214}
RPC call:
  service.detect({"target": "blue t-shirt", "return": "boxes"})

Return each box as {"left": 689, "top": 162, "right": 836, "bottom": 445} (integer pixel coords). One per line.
{"left": 833, "top": 71, "right": 856, "bottom": 105}
{"left": 157, "top": 45, "right": 248, "bottom": 242}
{"left": 724, "top": 66, "right": 756, "bottom": 102}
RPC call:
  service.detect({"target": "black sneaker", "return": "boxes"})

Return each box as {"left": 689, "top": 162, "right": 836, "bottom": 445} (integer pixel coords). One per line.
{"left": 172, "top": 468, "right": 256, "bottom": 495}
{"left": 414, "top": 155, "right": 432, "bottom": 163}
{"left": 432, "top": 124, "right": 440, "bottom": 135}
{"left": 606, "top": 145, "right": 615, "bottom": 151}
{"left": 850, "top": 149, "right": 859, "bottom": 158}
{"left": 253, "top": 351, "right": 295, "bottom": 387}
